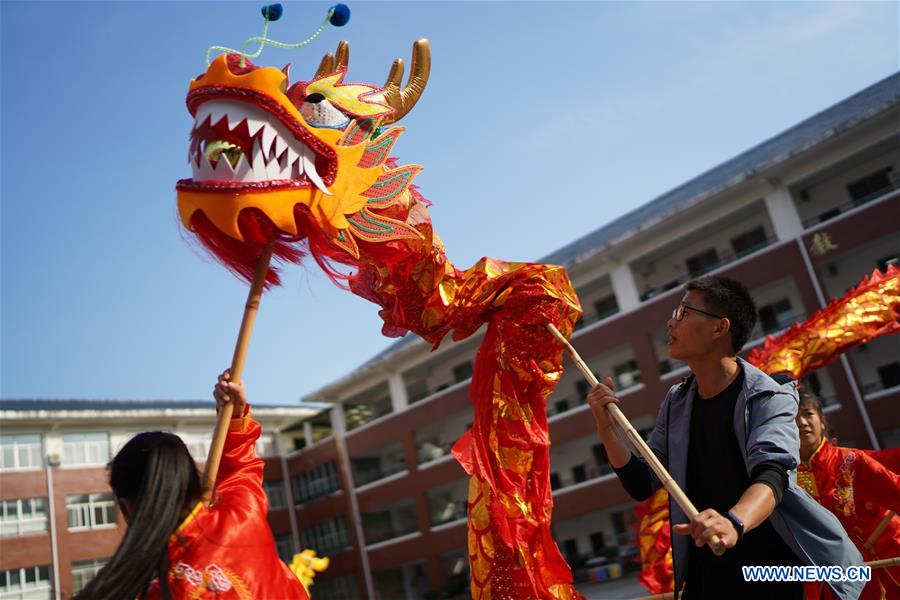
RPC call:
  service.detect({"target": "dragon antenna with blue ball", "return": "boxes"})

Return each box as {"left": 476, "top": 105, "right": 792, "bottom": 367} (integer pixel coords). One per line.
{"left": 206, "top": 3, "right": 351, "bottom": 67}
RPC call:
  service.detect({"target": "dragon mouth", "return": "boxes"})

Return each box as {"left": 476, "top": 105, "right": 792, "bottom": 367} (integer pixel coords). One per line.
{"left": 177, "top": 99, "right": 334, "bottom": 195}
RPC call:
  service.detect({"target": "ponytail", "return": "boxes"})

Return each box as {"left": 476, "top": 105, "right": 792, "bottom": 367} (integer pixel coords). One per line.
{"left": 75, "top": 432, "right": 200, "bottom": 600}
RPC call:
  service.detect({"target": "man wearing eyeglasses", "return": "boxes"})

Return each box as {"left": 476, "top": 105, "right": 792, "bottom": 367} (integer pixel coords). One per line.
{"left": 585, "top": 275, "right": 863, "bottom": 599}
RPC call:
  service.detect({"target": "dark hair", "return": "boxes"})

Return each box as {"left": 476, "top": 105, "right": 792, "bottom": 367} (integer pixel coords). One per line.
{"left": 684, "top": 275, "right": 757, "bottom": 353}
{"left": 798, "top": 391, "right": 834, "bottom": 441}
{"left": 75, "top": 432, "right": 200, "bottom": 600}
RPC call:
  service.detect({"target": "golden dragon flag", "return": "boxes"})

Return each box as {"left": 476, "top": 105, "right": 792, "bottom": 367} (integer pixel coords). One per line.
{"left": 633, "top": 264, "right": 900, "bottom": 595}
{"left": 176, "top": 37, "right": 583, "bottom": 599}
{"left": 747, "top": 263, "right": 900, "bottom": 378}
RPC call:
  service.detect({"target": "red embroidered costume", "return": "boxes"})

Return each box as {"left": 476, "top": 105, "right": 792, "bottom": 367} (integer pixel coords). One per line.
{"left": 147, "top": 409, "right": 308, "bottom": 599}
{"left": 798, "top": 439, "right": 900, "bottom": 600}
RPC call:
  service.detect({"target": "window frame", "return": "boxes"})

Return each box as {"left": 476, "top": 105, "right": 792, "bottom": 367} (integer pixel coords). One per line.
{"left": 0, "top": 434, "right": 43, "bottom": 471}
{"left": 66, "top": 492, "right": 117, "bottom": 531}
{"left": 61, "top": 433, "right": 110, "bottom": 467}
{"left": 0, "top": 497, "right": 48, "bottom": 538}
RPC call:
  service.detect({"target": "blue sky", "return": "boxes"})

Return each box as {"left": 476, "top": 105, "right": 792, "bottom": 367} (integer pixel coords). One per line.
{"left": 2, "top": 1, "right": 898, "bottom": 405}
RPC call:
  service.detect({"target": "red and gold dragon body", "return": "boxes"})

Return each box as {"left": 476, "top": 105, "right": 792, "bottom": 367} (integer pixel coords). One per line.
{"left": 177, "top": 41, "right": 583, "bottom": 599}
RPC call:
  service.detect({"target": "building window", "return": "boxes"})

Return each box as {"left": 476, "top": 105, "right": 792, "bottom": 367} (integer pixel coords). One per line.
{"left": 66, "top": 493, "right": 117, "bottom": 530}
{"left": 311, "top": 574, "right": 358, "bottom": 600}
{"left": 550, "top": 473, "right": 561, "bottom": 490}
{"left": 263, "top": 480, "right": 287, "bottom": 510}
{"left": 590, "top": 531, "right": 607, "bottom": 556}
{"left": 572, "top": 464, "right": 587, "bottom": 484}
{"left": 877, "top": 362, "right": 900, "bottom": 391}
{"left": 591, "top": 444, "right": 612, "bottom": 477}
{"left": 575, "top": 380, "right": 591, "bottom": 401}
{"left": 612, "top": 360, "right": 642, "bottom": 389}
{"left": 439, "top": 550, "right": 469, "bottom": 597}
{"left": 611, "top": 508, "right": 637, "bottom": 546}
{"left": 554, "top": 399, "right": 570, "bottom": 414}
{"left": 0, "top": 565, "right": 51, "bottom": 599}
{"left": 452, "top": 361, "right": 473, "bottom": 383}
{"left": 0, "top": 498, "right": 48, "bottom": 538}
{"left": 846, "top": 168, "right": 892, "bottom": 203}
{"left": 594, "top": 295, "right": 620, "bottom": 321}
{"left": 351, "top": 441, "right": 406, "bottom": 487}
{"left": 274, "top": 533, "right": 294, "bottom": 563}
{"left": 405, "top": 378, "right": 430, "bottom": 404}
{"left": 730, "top": 227, "right": 768, "bottom": 256}
{"left": 61, "top": 433, "right": 110, "bottom": 467}
{"left": 562, "top": 539, "right": 579, "bottom": 565}
{"left": 71, "top": 558, "right": 107, "bottom": 594}
{"left": 300, "top": 517, "right": 350, "bottom": 556}
{"left": 293, "top": 461, "right": 341, "bottom": 505}
{"left": 361, "top": 500, "right": 418, "bottom": 546}
{"left": 875, "top": 254, "right": 900, "bottom": 274}
{"left": 344, "top": 383, "right": 392, "bottom": 431}
{"left": 882, "top": 427, "right": 900, "bottom": 449}
{"left": 427, "top": 480, "right": 468, "bottom": 527}
{"left": 686, "top": 248, "right": 719, "bottom": 277}
{"left": 758, "top": 298, "right": 794, "bottom": 334}
{"left": 0, "top": 434, "right": 42, "bottom": 471}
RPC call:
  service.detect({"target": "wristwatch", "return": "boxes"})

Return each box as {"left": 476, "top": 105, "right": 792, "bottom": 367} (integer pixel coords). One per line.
{"left": 725, "top": 510, "right": 744, "bottom": 542}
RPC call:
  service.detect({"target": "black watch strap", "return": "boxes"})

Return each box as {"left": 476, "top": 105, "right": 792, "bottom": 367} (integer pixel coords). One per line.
{"left": 725, "top": 510, "right": 744, "bottom": 542}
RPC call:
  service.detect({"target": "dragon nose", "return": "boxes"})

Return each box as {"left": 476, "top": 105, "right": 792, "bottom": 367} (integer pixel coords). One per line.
{"left": 305, "top": 93, "right": 326, "bottom": 104}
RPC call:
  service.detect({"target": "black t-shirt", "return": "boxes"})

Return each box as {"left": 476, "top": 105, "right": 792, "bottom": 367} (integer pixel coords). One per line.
{"left": 684, "top": 369, "right": 802, "bottom": 599}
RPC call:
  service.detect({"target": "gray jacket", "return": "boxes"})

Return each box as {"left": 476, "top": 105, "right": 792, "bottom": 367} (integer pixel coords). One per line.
{"left": 641, "top": 359, "right": 864, "bottom": 599}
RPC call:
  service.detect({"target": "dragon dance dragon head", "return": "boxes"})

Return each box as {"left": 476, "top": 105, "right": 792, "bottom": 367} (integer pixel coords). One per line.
{"left": 176, "top": 39, "right": 431, "bottom": 284}
{"left": 176, "top": 13, "right": 585, "bottom": 597}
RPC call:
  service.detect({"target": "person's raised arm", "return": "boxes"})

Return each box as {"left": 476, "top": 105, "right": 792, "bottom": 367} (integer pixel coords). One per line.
{"left": 211, "top": 370, "right": 265, "bottom": 509}
{"left": 587, "top": 376, "right": 665, "bottom": 502}
{"left": 586, "top": 376, "right": 632, "bottom": 468}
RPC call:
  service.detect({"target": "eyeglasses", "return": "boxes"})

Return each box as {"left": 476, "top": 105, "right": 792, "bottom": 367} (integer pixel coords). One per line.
{"left": 672, "top": 303, "right": 724, "bottom": 322}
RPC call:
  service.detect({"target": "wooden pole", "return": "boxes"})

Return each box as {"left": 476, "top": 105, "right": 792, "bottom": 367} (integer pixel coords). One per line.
{"left": 546, "top": 324, "right": 726, "bottom": 556}
{"left": 864, "top": 511, "right": 895, "bottom": 551}
{"left": 865, "top": 556, "right": 899, "bottom": 569}
{"left": 201, "top": 243, "right": 274, "bottom": 504}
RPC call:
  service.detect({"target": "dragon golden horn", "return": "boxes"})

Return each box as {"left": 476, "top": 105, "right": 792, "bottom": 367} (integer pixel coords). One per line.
{"left": 314, "top": 40, "right": 350, "bottom": 78}
{"left": 378, "top": 38, "right": 431, "bottom": 126}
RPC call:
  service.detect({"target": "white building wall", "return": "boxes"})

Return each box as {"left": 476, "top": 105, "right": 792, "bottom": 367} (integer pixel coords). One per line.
{"left": 764, "top": 187, "right": 805, "bottom": 241}
{"left": 609, "top": 266, "right": 640, "bottom": 313}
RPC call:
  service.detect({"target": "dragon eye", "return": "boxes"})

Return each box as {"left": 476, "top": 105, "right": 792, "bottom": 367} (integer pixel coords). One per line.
{"left": 300, "top": 96, "right": 350, "bottom": 129}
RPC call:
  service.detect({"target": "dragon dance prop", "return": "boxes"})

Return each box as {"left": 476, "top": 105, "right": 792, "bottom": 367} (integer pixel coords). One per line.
{"left": 632, "top": 264, "right": 900, "bottom": 595}
{"left": 176, "top": 6, "right": 584, "bottom": 598}
{"left": 746, "top": 263, "right": 900, "bottom": 378}
{"left": 289, "top": 549, "right": 330, "bottom": 593}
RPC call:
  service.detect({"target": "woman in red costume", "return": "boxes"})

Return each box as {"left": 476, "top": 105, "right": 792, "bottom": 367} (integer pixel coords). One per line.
{"left": 76, "top": 371, "right": 308, "bottom": 600}
{"left": 797, "top": 392, "right": 900, "bottom": 600}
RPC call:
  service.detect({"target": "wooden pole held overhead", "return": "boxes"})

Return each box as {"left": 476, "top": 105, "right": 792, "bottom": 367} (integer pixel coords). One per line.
{"left": 202, "top": 243, "right": 274, "bottom": 504}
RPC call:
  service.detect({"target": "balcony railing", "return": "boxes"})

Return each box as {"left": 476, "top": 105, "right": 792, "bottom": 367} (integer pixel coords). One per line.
{"left": 802, "top": 181, "right": 900, "bottom": 228}
{"left": 362, "top": 506, "right": 418, "bottom": 545}
{"left": 639, "top": 235, "right": 778, "bottom": 301}
{"left": 550, "top": 463, "right": 613, "bottom": 491}
{"left": 757, "top": 310, "right": 807, "bottom": 338}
